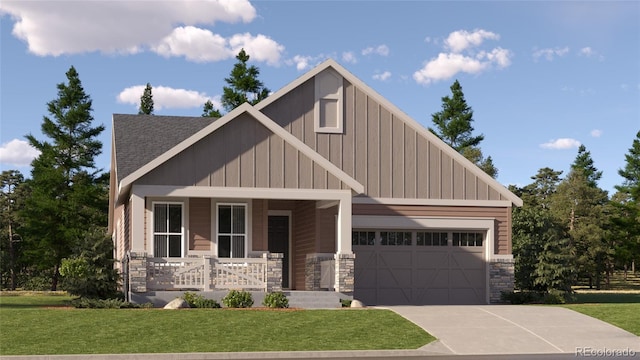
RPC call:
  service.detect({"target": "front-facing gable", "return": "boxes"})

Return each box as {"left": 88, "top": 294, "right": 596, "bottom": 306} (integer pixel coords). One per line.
{"left": 257, "top": 60, "right": 522, "bottom": 207}
{"left": 113, "top": 103, "right": 364, "bottom": 206}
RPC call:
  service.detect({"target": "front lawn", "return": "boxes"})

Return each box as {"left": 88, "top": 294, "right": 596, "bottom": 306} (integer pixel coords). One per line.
{"left": 0, "top": 294, "right": 434, "bottom": 355}
{"left": 560, "top": 291, "right": 640, "bottom": 336}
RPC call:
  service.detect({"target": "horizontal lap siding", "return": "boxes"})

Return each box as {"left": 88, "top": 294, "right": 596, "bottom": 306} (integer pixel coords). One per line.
{"left": 294, "top": 201, "right": 315, "bottom": 290}
{"left": 252, "top": 199, "right": 267, "bottom": 252}
{"left": 352, "top": 204, "right": 511, "bottom": 255}
{"left": 189, "top": 198, "right": 211, "bottom": 251}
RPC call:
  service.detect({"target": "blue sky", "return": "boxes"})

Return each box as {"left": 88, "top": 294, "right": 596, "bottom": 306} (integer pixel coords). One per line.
{"left": 1, "top": 0, "right": 638, "bottom": 195}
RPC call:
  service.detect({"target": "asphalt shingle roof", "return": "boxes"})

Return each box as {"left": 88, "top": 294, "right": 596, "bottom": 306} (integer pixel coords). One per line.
{"left": 113, "top": 114, "right": 216, "bottom": 182}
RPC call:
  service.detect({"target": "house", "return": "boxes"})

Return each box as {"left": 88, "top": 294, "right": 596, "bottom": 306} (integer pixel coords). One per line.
{"left": 108, "top": 59, "right": 522, "bottom": 306}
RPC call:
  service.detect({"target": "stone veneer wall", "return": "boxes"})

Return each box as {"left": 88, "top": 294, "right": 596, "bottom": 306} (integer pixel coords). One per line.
{"left": 334, "top": 253, "right": 355, "bottom": 293}
{"left": 265, "top": 253, "right": 283, "bottom": 292}
{"left": 128, "top": 251, "right": 148, "bottom": 293}
{"left": 489, "top": 258, "right": 515, "bottom": 303}
{"left": 305, "top": 253, "right": 335, "bottom": 290}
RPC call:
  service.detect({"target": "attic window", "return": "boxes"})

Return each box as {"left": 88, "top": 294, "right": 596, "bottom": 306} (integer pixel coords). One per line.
{"left": 314, "top": 68, "right": 343, "bottom": 133}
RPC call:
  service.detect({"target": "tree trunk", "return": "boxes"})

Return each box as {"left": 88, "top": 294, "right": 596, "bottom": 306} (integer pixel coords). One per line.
{"left": 51, "top": 264, "right": 60, "bottom": 291}
{"left": 8, "top": 221, "right": 16, "bottom": 290}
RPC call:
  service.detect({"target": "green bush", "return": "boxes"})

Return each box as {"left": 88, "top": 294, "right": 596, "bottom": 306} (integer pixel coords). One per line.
{"left": 543, "top": 289, "right": 575, "bottom": 304}
{"left": 222, "top": 290, "right": 254, "bottom": 308}
{"left": 182, "top": 291, "right": 220, "bottom": 308}
{"left": 70, "top": 297, "right": 152, "bottom": 309}
{"left": 341, "top": 299, "right": 353, "bottom": 307}
{"left": 500, "top": 291, "right": 543, "bottom": 304}
{"left": 262, "top": 291, "right": 289, "bottom": 308}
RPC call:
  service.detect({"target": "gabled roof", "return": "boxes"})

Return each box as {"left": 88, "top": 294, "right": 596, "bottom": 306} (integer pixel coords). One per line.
{"left": 112, "top": 114, "right": 215, "bottom": 183}
{"left": 114, "top": 104, "right": 364, "bottom": 205}
{"left": 256, "top": 59, "right": 523, "bottom": 207}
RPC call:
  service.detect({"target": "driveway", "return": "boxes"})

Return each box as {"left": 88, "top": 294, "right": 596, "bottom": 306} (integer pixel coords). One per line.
{"left": 387, "top": 305, "right": 640, "bottom": 356}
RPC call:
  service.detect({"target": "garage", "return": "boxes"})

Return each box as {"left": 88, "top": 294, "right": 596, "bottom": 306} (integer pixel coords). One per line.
{"left": 353, "top": 229, "right": 487, "bottom": 305}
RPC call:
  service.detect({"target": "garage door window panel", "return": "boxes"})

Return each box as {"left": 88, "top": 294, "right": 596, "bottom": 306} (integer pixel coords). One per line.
{"left": 381, "top": 231, "right": 412, "bottom": 246}
{"left": 352, "top": 231, "right": 376, "bottom": 246}
{"left": 417, "top": 232, "right": 448, "bottom": 246}
{"left": 453, "top": 232, "right": 484, "bottom": 246}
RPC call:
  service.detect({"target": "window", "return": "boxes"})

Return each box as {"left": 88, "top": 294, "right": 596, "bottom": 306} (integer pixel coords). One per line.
{"left": 217, "top": 204, "right": 246, "bottom": 258}
{"left": 381, "top": 231, "right": 412, "bottom": 246}
{"left": 417, "top": 232, "right": 448, "bottom": 246}
{"left": 453, "top": 232, "right": 484, "bottom": 247}
{"left": 153, "top": 203, "right": 183, "bottom": 257}
{"left": 352, "top": 231, "right": 376, "bottom": 246}
{"left": 314, "top": 68, "right": 343, "bottom": 133}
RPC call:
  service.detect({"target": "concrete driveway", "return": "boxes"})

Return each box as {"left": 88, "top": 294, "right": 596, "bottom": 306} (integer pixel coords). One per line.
{"left": 387, "top": 305, "right": 640, "bottom": 356}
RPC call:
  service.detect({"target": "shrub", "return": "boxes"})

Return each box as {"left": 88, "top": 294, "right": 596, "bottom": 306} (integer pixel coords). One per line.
{"left": 500, "top": 290, "right": 543, "bottom": 304}
{"left": 222, "top": 290, "right": 254, "bottom": 308}
{"left": 262, "top": 291, "right": 289, "bottom": 308}
{"left": 70, "top": 297, "right": 152, "bottom": 309}
{"left": 341, "top": 299, "right": 352, "bottom": 307}
{"left": 182, "top": 291, "right": 220, "bottom": 308}
{"left": 543, "top": 289, "right": 575, "bottom": 304}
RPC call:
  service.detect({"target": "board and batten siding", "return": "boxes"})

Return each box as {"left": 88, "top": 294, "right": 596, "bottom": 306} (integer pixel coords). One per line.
{"left": 136, "top": 113, "right": 348, "bottom": 190}
{"left": 261, "top": 74, "right": 507, "bottom": 201}
{"left": 352, "top": 204, "right": 512, "bottom": 255}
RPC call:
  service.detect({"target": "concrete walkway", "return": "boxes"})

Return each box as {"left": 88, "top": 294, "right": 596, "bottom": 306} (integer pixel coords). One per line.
{"left": 387, "top": 305, "right": 640, "bottom": 355}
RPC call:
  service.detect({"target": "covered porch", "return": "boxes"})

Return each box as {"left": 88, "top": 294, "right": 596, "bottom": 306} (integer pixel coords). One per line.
{"left": 122, "top": 185, "right": 355, "bottom": 297}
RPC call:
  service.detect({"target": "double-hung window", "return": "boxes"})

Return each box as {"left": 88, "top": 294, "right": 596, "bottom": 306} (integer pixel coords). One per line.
{"left": 153, "top": 202, "right": 183, "bottom": 257}
{"left": 217, "top": 204, "right": 246, "bottom": 258}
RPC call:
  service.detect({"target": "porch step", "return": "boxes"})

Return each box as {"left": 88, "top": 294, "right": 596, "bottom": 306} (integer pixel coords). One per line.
{"left": 284, "top": 291, "right": 347, "bottom": 309}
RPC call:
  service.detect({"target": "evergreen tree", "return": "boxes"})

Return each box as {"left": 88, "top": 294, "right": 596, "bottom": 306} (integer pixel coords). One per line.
{"left": 221, "top": 49, "right": 270, "bottom": 112}
{"left": 21, "top": 66, "right": 108, "bottom": 291}
{"left": 202, "top": 99, "right": 222, "bottom": 118}
{"left": 611, "top": 131, "right": 640, "bottom": 273}
{"left": 550, "top": 170, "right": 609, "bottom": 289}
{"left": 138, "top": 83, "right": 154, "bottom": 115}
{"left": 0, "top": 170, "right": 26, "bottom": 290}
{"left": 520, "top": 167, "right": 563, "bottom": 209}
{"left": 571, "top": 144, "right": 603, "bottom": 188}
{"left": 430, "top": 80, "right": 498, "bottom": 177}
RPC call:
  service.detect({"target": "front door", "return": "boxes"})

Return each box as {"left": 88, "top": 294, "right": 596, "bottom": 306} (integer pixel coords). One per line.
{"left": 268, "top": 215, "right": 290, "bottom": 289}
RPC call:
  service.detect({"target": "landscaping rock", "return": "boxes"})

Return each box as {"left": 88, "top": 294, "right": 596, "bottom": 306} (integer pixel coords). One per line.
{"left": 350, "top": 299, "right": 366, "bottom": 308}
{"left": 164, "top": 298, "right": 189, "bottom": 309}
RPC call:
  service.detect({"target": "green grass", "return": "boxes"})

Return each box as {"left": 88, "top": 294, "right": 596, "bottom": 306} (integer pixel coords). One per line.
{"left": 562, "top": 303, "right": 640, "bottom": 336}
{"left": 0, "top": 294, "right": 434, "bottom": 355}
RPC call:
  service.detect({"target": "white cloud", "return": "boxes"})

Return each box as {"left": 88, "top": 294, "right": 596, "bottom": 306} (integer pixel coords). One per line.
{"left": 117, "top": 85, "right": 219, "bottom": 110}
{"left": 362, "top": 44, "right": 389, "bottom": 57}
{"left": 287, "top": 55, "right": 326, "bottom": 71}
{"left": 0, "top": 139, "right": 40, "bottom": 167}
{"left": 414, "top": 53, "right": 489, "bottom": 85}
{"left": 342, "top": 51, "right": 357, "bottom": 64}
{"left": 413, "top": 29, "right": 511, "bottom": 85}
{"left": 373, "top": 71, "right": 392, "bottom": 81}
{"left": 540, "top": 138, "right": 581, "bottom": 150}
{"left": 532, "top": 47, "right": 570, "bottom": 61}
{"left": 152, "top": 27, "right": 283, "bottom": 64}
{"left": 0, "top": 0, "right": 257, "bottom": 56}
{"left": 445, "top": 29, "right": 499, "bottom": 53}
{"left": 590, "top": 129, "right": 603, "bottom": 138}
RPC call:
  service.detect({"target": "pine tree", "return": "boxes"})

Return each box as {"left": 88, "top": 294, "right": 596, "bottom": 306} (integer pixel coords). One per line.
{"left": 0, "top": 170, "right": 26, "bottom": 290}
{"left": 138, "top": 83, "right": 154, "bottom": 115}
{"left": 571, "top": 144, "right": 603, "bottom": 188}
{"left": 202, "top": 100, "right": 222, "bottom": 118}
{"left": 21, "top": 66, "right": 108, "bottom": 291}
{"left": 221, "top": 49, "right": 270, "bottom": 112}
{"left": 430, "top": 80, "right": 498, "bottom": 177}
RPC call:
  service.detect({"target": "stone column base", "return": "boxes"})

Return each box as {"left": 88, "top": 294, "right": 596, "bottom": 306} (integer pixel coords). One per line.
{"left": 489, "top": 258, "right": 515, "bottom": 303}
{"left": 128, "top": 251, "right": 148, "bottom": 293}
{"left": 335, "top": 253, "right": 355, "bottom": 293}
{"left": 265, "top": 253, "right": 283, "bottom": 292}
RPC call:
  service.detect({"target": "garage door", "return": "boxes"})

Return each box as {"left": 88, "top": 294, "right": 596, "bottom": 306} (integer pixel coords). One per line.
{"left": 353, "top": 230, "right": 486, "bottom": 305}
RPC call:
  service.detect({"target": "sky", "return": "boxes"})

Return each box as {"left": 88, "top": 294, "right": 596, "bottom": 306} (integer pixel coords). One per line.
{"left": 1, "top": 0, "right": 639, "bottom": 195}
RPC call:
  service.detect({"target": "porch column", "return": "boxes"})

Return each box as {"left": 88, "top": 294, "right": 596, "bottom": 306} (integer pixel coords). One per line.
{"left": 130, "top": 190, "right": 145, "bottom": 252}
{"left": 336, "top": 193, "right": 352, "bottom": 255}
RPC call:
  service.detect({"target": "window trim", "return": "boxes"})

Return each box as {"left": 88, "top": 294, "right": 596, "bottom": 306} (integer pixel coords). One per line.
{"left": 314, "top": 68, "right": 344, "bottom": 134}
{"left": 151, "top": 201, "right": 184, "bottom": 258}
{"left": 216, "top": 202, "right": 248, "bottom": 258}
